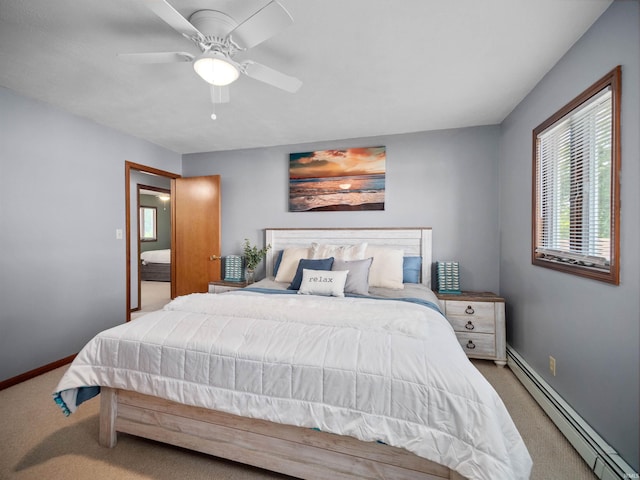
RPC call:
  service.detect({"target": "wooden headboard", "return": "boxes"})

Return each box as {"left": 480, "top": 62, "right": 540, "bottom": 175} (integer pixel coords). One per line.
{"left": 265, "top": 227, "right": 433, "bottom": 288}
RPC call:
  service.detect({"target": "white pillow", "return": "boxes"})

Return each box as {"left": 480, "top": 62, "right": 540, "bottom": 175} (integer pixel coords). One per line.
{"left": 309, "top": 242, "right": 367, "bottom": 261}
{"left": 297, "top": 269, "right": 348, "bottom": 297}
{"left": 365, "top": 246, "right": 404, "bottom": 289}
{"left": 274, "top": 247, "right": 310, "bottom": 283}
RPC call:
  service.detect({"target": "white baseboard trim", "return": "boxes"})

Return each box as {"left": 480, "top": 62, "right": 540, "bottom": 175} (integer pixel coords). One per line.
{"left": 506, "top": 346, "right": 637, "bottom": 480}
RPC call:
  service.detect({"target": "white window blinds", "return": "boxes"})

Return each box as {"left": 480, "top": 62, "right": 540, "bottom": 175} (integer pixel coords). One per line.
{"left": 535, "top": 86, "right": 612, "bottom": 268}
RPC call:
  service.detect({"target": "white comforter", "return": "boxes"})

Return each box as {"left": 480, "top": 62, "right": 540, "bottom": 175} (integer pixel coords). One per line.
{"left": 140, "top": 248, "right": 170, "bottom": 264}
{"left": 54, "top": 290, "right": 532, "bottom": 480}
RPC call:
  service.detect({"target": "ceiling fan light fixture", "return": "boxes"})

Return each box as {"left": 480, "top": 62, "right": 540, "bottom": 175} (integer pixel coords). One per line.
{"left": 193, "top": 52, "right": 239, "bottom": 86}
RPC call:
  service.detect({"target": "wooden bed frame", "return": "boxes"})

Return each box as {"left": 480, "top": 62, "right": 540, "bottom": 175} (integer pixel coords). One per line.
{"left": 100, "top": 227, "right": 468, "bottom": 480}
{"left": 140, "top": 261, "right": 170, "bottom": 282}
{"left": 100, "top": 387, "right": 465, "bottom": 480}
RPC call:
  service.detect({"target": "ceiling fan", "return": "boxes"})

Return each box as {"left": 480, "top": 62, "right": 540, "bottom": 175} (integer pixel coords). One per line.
{"left": 119, "top": 0, "right": 303, "bottom": 102}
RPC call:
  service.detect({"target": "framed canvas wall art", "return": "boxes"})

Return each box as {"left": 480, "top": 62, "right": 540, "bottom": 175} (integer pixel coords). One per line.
{"left": 289, "top": 146, "right": 386, "bottom": 212}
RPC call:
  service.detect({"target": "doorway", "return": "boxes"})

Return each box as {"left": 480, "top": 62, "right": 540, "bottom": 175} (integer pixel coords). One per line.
{"left": 125, "top": 162, "right": 222, "bottom": 322}
{"left": 135, "top": 184, "right": 171, "bottom": 319}
{"left": 125, "top": 161, "right": 180, "bottom": 322}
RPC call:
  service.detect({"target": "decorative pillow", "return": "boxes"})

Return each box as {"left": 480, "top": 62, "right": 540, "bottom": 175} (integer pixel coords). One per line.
{"left": 298, "top": 269, "right": 348, "bottom": 297}
{"left": 309, "top": 242, "right": 367, "bottom": 261}
{"left": 272, "top": 250, "right": 284, "bottom": 277}
{"left": 365, "top": 246, "right": 404, "bottom": 289}
{"left": 403, "top": 256, "right": 422, "bottom": 283}
{"left": 332, "top": 257, "right": 373, "bottom": 295}
{"left": 274, "top": 247, "right": 310, "bottom": 283}
{"left": 288, "top": 257, "right": 335, "bottom": 290}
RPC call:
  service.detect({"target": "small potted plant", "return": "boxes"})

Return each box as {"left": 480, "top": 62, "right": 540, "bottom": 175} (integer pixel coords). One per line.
{"left": 242, "top": 238, "right": 271, "bottom": 284}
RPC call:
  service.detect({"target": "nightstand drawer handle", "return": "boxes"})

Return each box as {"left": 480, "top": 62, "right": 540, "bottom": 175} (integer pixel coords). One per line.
{"left": 465, "top": 305, "right": 475, "bottom": 315}
{"left": 466, "top": 340, "right": 476, "bottom": 350}
{"left": 465, "top": 321, "right": 475, "bottom": 330}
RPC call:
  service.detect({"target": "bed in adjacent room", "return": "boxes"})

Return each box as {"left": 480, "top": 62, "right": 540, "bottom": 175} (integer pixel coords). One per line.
{"left": 140, "top": 248, "right": 170, "bottom": 281}
{"left": 54, "top": 228, "right": 532, "bottom": 480}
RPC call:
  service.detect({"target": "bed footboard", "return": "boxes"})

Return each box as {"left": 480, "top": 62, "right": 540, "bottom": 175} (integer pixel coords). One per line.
{"left": 100, "top": 387, "right": 464, "bottom": 480}
{"left": 98, "top": 387, "right": 466, "bottom": 480}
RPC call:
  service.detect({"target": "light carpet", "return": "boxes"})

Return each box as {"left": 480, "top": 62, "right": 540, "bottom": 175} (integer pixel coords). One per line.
{"left": 131, "top": 281, "right": 171, "bottom": 319}
{"left": 0, "top": 358, "right": 598, "bottom": 479}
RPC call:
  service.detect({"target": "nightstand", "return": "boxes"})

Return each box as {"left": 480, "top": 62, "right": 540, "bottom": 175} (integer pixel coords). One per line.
{"left": 208, "top": 280, "right": 249, "bottom": 294}
{"left": 436, "top": 291, "right": 506, "bottom": 367}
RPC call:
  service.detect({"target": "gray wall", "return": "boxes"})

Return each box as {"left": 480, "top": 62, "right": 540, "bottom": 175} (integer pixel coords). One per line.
{"left": 0, "top": 87, "right": 181, "bottom": 381}
{"left": 183, "top": 126, "right": 501, "bottom": 291}
{"left": 498, "top": 0, "right": 639, "bottom": 470}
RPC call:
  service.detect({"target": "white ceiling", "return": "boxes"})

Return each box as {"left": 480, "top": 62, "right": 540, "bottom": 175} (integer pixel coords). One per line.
{"left": 0, "top": 0, "right": 612, "bottom": 154}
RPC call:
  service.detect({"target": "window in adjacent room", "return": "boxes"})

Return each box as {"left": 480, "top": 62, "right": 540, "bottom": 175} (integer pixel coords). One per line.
{"left": 532, "top": 66, "right": 621, "bottom": 285}
{"left": 139, "top": 206, "right": 157, "bottom": 242}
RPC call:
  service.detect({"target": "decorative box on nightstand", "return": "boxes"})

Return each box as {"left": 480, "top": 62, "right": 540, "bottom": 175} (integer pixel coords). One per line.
{"left": 208, "top": 280, "right": 248, "bottom": 294}
{"left": 436, "top": 291, "right": 506, "bottom": 367}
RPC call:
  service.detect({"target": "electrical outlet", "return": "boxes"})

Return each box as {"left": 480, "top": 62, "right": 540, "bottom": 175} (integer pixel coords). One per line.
{"left": 549, "top": 356, "right": 556, "bottom": 376}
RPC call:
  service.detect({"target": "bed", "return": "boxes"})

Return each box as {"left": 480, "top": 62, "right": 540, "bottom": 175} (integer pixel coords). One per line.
{"left": 140, "top": 248, "right": 171, "bottom": 282}
{"left": 54, "top": 228, "right": 532, "bottom": 480}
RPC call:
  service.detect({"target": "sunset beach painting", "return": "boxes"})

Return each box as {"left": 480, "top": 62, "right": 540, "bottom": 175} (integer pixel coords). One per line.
{"left": 289, "top": 146, "right": 386, "bottom": 212}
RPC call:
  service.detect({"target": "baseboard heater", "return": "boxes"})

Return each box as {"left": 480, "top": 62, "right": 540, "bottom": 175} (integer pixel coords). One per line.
{"left": 507, "top": 346, "right": 637, "bottom": 480}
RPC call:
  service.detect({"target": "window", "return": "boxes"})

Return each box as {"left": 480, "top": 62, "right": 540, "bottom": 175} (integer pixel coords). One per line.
{"left": 139, "top": 206, "right": 157, "bottom": 242}
{"left": 532, "top": 66, "right": 621, "bottom": 284}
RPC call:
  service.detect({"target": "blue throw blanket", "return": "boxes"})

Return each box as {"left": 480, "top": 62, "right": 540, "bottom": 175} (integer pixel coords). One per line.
{"left": 241, "top": 287, "right": 444, "bottom": 315}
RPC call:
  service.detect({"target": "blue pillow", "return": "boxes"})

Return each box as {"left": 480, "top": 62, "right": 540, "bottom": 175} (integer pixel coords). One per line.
{"left": 273, "top": 250, "right": 284, "bottom": 277}
{"left": 288, "top": 257, "right": 334, "bottom": 290}
{"left": 403, "top": 256, "right": 422, "bottom": 283}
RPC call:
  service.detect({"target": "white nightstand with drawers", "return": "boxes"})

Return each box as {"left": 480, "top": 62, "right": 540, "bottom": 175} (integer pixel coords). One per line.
{"left": 436, "top": 291, "right": 506, "bottom": 367}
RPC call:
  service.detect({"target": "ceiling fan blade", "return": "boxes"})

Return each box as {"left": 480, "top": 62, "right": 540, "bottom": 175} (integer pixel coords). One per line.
{"left": 243, "top": 61, "right": 302, "bottom": 93}
{"left": 210, "top": 85, "right": 230, "bottom": 104}
{"left": 118, "top": 52, "right": 194, "bottom": 64}
{"left": 141, "top": 0, "right": 203, "bottom": 40}
{"left": 229, "top": 1, "right": 293, "bottom": 49}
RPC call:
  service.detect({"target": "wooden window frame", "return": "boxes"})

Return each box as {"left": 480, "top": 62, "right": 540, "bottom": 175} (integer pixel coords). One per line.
{"left": 532, "top": 66, "right": 621, "bottom": 285}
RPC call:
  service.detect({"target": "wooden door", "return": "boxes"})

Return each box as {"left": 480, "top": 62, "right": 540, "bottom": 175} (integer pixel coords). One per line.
{"left": 171, "top": 175, "right": 221, "bottom": 297}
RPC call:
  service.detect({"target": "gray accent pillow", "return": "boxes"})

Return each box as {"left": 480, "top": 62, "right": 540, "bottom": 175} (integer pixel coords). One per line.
{"left": 332, "top": 257, "right": 373, "bottom": 295}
